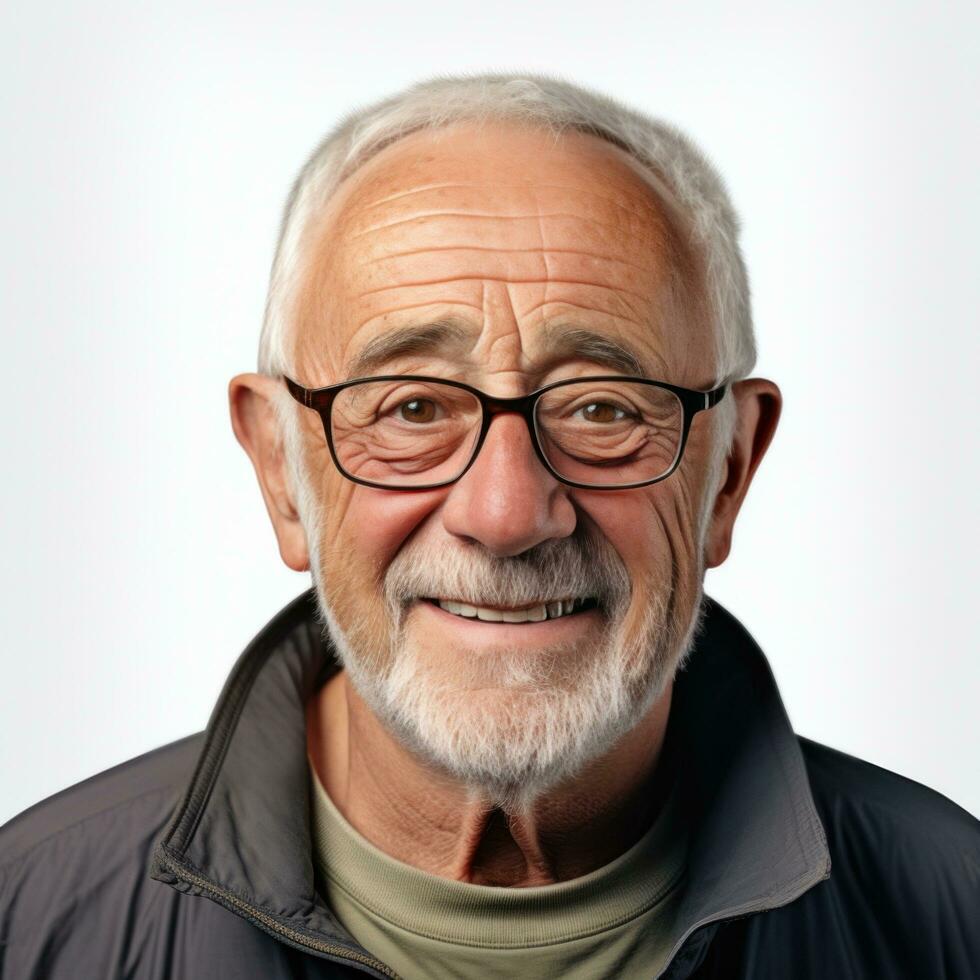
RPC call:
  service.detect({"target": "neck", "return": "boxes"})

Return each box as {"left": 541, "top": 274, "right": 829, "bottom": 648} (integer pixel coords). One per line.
{"left": 306, "top": 670, "right": 676, "bottom": 887}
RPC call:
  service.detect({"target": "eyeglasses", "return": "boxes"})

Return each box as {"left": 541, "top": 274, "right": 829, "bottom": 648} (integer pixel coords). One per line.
{"left": 282, "top": 373, "right": 727, "bottom": 491}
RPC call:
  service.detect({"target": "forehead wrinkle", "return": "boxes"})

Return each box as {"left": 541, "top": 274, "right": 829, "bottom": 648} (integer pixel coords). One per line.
{"left": 350, "top": 209, "right": 666, "bottom": 314}
{"left": 518, "top": 295, "right": 650, "bottom": 327}
{"left": 347, "top": 211, "right": 665, "bottom": 248}
{"left": 354, "top": 292, "right": 636, "bottom": 331}
{"left": 358, "top": 181, "right": 489, "bottom": 212}
{"left": 354, "top": 298, "right": 484, "bottom": 331}
{"left": 356, "top": 276, "right": 653, "bottom": 309}
{"left": 357, "top": 179, "right": 671, "bottom": 226}
{"left": 362, "top": 245, "right": 653, "bottom": 277}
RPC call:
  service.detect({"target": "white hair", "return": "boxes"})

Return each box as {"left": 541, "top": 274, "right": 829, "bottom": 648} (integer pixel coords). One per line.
{"left": 257, "top": 73, "right": 755, "bottom": 384}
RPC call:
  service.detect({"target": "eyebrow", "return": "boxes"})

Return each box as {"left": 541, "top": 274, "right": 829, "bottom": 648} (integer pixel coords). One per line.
{"left": 345, "top": 319, "right": 653, "bottom": 380}
{"left": 346, "top": 319, "right": 471, "bottom": 378}
{"left": 538, "top": 324, "right": 648, "bottom": 377}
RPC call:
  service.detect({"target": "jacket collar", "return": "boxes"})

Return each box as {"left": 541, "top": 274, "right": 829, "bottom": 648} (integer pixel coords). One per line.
{"left": 149, "top": 589, "right": 830, "bottom": 977}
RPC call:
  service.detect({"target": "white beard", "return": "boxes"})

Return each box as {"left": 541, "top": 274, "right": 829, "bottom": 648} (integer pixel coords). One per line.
{"left": 311, "top": 531, "right": 707, "bottom": 808}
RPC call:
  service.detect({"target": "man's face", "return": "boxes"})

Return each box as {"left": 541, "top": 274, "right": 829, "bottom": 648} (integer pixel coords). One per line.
{"left": 290, "top": 122, "right": 722, "bottom": 801}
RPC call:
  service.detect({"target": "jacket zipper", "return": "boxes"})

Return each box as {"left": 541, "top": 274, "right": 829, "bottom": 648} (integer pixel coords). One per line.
{"left": 159, "top": 853, "right": 401, "bottom": 979}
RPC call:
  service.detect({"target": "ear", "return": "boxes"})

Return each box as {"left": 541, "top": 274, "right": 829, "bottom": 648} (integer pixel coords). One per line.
{"left": 704, "top": 378, "right": 782, "bottom": 569}
{"left": 228, "top": 372, "right": 310, "bottom": 572}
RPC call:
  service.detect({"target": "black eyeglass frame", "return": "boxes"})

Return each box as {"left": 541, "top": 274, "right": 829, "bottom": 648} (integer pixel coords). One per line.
{"left": 283, "top": 373, "right": 728, "bottom": 492}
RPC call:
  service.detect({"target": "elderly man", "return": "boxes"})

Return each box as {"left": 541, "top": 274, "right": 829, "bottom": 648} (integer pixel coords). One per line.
{"left": 1, "top": 75, "right": 977, "bottom": 980}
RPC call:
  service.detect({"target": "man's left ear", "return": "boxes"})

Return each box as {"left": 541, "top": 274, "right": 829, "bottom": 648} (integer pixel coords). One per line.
{"left": 704, "top": 378, "right": 782, "bottom": 569}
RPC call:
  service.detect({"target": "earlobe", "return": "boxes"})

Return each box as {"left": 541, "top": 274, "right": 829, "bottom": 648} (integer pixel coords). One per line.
{"left": 228, "top": 372, "right": 311, "bottom": 572}
{"left": 704, "top": 524, "right": 733, "bottom": 569}
{"left": 703, "top": 379, "right": 782, "bottom": 570}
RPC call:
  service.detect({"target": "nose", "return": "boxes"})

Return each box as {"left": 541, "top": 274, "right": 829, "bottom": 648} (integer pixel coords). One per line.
{"left": 440, "top": 413, "right": 577, "bottom": 557}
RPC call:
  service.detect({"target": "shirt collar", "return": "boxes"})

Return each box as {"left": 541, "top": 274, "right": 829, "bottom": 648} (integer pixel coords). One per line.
{"left": 149, "top": 588, "right": 830, "bottom": 975}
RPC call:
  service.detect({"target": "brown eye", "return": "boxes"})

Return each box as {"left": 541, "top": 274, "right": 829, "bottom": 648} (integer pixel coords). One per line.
{"left": 580, "top": 402, "right": 626, "bottom": 423}
{"left": 398, "top": 398, "right": 437, "bottom": 423}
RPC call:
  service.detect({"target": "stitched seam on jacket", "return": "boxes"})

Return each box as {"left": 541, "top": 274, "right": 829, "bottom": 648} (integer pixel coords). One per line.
{"left": 160, "top": 842, "right": 359, "bottom": 949}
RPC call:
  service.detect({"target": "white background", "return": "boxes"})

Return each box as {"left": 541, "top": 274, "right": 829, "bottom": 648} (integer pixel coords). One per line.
{"left": 1, "top": 1, "right": 977, "bottom": 825}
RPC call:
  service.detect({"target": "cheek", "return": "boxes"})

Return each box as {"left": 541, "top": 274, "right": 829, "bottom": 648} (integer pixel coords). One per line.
{"left": 576, "top": 483, "right": 701, "bottom": 602}
{"left": 576, "top": 492, "right": 670, "bottom": 593}
{"left": 579, "top": 494, "right": 668, "bottom": 654}
{"left": 323, "top": 484, "right": 447, "bottom": 593}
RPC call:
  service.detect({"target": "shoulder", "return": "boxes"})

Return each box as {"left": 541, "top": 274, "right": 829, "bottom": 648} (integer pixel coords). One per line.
{"left": 710, "top": 741, "right": 978, "bottom": 977}
{"left": 0, "top": 735, "right": 205, "bottom": 977}
{"left": 796, "top": 736, "right": 979, "bottom": 964}
{"left": 798, "top": 735, "right": 979, "bottom": 850}
{"left": 0, "top": 732, "right": 203, "bottom": 885}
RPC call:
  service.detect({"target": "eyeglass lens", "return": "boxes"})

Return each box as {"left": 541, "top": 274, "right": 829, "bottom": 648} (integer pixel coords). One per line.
{"left": 330, "top": 379, "right": 684, "bottom": 488}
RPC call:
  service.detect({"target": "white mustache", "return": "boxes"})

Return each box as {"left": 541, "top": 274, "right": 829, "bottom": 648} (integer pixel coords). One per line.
{"left": 383, "top": 532, "right": 632, "bottom": 616}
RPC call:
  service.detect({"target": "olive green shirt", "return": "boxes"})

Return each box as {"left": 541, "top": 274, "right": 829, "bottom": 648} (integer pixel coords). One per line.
{"left": 308, "top": 761, "right": 689, "bottom": 980}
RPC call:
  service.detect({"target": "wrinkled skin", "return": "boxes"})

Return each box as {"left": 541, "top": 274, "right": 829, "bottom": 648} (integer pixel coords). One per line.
{"left": 230, "top": 121, "right": 781, "bottom": 885}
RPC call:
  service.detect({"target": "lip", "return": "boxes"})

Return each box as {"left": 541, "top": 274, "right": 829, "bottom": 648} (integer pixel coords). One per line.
{"left": 428, "top": 596, "right": 584, "bottom": 614}
{"left": 411, "top": 597, "right": 602, "bottom": 649}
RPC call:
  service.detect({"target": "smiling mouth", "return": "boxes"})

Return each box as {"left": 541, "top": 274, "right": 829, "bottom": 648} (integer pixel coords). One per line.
{"left": 423, "top": 597, "right": 600, "bottom": 623}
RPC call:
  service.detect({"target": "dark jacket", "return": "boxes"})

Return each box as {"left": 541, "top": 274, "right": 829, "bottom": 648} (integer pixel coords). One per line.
{"left": 1, "top": 590, "right": 977, "bottom": 979}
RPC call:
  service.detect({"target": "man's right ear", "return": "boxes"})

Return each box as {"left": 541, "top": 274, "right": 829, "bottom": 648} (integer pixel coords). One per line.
{"left": 228, "top": 373, "right": 310, "bottom": 572}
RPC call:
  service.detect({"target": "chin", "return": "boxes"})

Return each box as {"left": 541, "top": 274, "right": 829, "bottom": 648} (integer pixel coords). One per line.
{"left": 342, "top": 615, "right": 670, "bottom": 806}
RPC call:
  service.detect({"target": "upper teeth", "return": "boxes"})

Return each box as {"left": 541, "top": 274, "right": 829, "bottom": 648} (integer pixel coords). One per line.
{"left": 436, "top": 598, "right": 587, "bottom": 622}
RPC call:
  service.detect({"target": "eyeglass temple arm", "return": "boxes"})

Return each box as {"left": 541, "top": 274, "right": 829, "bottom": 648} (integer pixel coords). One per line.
{"left": 283, "top": 375, "right": 314, "bottom": 407}
{"left": 703, "top": 385, "right": 728, "bottom": 410}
